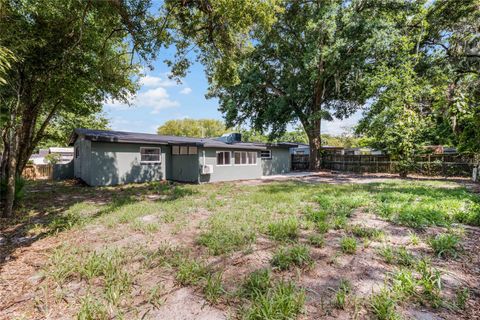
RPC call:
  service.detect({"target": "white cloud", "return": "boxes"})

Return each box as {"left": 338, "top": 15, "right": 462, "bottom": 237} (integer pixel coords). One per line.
{"left": 179, "top": 87, "right": 192, "bottom": 95}
{"left": 104, "top": 86, "right": 179, "bottom": 114}
{"left": 139, "top": 75, "right": 177, "bottom": 88}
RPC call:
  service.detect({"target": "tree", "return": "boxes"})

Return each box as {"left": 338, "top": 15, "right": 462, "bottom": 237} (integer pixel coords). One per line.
{"left": 0, "top": 0, "right": 279, "bottom": 217}
{"left": 210, "top": 0, "right": 415, "bottom": 170}
{"left": 157, "top": 118, "right": 226, "bottom": 138}
{"left": 357, "top": 0, "right": 479, "bottom": 176}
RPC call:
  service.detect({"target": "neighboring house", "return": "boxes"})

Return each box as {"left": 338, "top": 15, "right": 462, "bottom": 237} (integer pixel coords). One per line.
{"left": 69, "top": 129, "right": 297, "bottom": 186}
{"left": 29, "top": 147, "right": 74, "bottom": 164}
{"left": 290, "top": 145, "right": 345, "bottom": 155}
{"left": 344, "top": 147, "right": 384, "bottom": 155}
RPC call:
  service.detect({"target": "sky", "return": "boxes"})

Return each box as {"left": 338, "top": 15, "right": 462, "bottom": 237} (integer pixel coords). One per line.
{"left": 103, "top": 57, "right": 363, "bottom": 136}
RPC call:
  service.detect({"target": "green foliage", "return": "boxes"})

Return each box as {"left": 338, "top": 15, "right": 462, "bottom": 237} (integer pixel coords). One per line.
{"left": 266, "top": 217, "right": 299, "bottom": 242}
{"left": 416, "top": 259, "right": 443, "bottom": 307}
{"left": 333, "top": 279, "right": 351, "bottom": 309}
{"left": 157, "top": 119, "right": 227, "bottom": 138}
{"left": 0, "top": 176, "right": 25, "bottom": 204}
{"left": 428, "top": 233, "right": 461, "bottom": 259}
{"left": 242, "top": 280, "right": 305, "bottom": 320}
{"left": 377, "top": 246, "right": 415, "bottom": 267}
{"left": 307, "top": 234, "right": 325, "bottom": 248}
{"left": 77, "top": 293, "right": 109, "bottom": 320}
{"left": 198, "top": 226, "right": 256, "bottom": 255}
{"left": 175, "top": 259, "right": 209, "bottom": 286}
{"left": 241, "top": 269, "right": 273, "bottom": 299}
{"left": 203, "top": 272, "right": 224, "bottom": 303}
{"left": 350, "top": 225, "right": 383, "bottom": 240}
{"left": 370, "top": 288, "right": 400, "bottom": 320}
{"left": 340, "top": 237, "right": 357, "bottom": 254}
{"left": 271, "top": 245, "right": 313, "bottom": 271}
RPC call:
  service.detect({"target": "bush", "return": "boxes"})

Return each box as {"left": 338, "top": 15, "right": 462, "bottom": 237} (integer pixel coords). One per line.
{"left": 0, "top": 175, "right": 26, "bottom": 204}
{"left": 271, "top": 245, "right": 313, "bottom": 270}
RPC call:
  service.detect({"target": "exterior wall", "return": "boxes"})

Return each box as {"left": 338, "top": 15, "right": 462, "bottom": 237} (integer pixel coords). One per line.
{"left": 199, "top": 148, "right": 262, "bottom": 183}
{"left": 262, "top": 147, "right": 291, "bottom": 175}
{"left": 74, "top": 136, "right": 92, "bottom": 185}
{"left": 170, "top": 153, "right": 200, "bottom": 183}
{"left": 53, "top": 160, "right": 74, "bottom": 180}
{"left": 89, "top": 142, "right": 168, "bottom": 186}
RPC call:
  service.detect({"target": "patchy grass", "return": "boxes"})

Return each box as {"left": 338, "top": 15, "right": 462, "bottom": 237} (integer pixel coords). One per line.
{"left": 428, "top": 233, "right": 461, "bottom": 259}
{"left": 340, "top": 236, "right": 357, "bottom": 254}
{"left": 4, "top": 178, "right": 480, "bottom": 319}
{"left": 271, "top": 245, "right": 313, "bottom": 270}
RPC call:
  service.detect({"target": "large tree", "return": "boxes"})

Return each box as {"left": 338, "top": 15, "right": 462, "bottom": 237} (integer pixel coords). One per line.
{"left": 357, "top": 0, "right": 480, "bottom": 165}
{"left": 0, "top": 0, "right": 279, "bottom": 217}
{"left": 157, "top": 118, "right": 226, "bottom": 138}
{"left": 210, "top": 0, "right": 416, "bottom": 170}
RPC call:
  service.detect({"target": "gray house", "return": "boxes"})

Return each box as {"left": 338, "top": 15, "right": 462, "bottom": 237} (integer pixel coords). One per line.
{"left": 69, "top": 129, "right": 297, "bottom": 186}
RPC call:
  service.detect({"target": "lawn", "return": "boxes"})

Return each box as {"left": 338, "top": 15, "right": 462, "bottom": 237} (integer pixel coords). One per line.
{"left": 1, "top": 175, "right": 479, "bottom": 319}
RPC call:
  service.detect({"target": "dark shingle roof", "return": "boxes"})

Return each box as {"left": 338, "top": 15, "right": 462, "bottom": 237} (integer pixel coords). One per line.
{"left": 69, "top": 129, "right": 297, "bottom": 150}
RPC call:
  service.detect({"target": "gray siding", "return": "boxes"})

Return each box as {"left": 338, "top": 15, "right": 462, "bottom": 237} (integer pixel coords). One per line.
{"left": 199, "top": 148, "right": 262, "bottom": 183}
{"left": 53, "top": 161, "right": 74, "bottom": 180}
{"left": 74, "top": 136, "right": 92, "bottom": 185}
{"left": 262, "top": 147, "right": 291, "bottom": 175}
{"left": 170, "top": 153, "right": 199, "bottom": 183}
{"left": 89, "top": 142, "right": 168, "bottom": 186}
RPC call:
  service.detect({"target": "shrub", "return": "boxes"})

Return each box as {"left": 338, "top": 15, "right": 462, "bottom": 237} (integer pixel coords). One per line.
{"left": 0, "top": 175, "right": 26, "bottom": 204}
{"left": 340, "top": 236, "right": 357, "bottom": 254}
{"left": 242, "top": 280, "right": 305, "bottom": 320}
{"left": 271, "top": 245, "right": 313, "bottom": 270}
{"left": 428, "top": 233, "right": 461, "bottom": 259}
{"left": 267, "top": 217, "right": 300, "bottom": 242}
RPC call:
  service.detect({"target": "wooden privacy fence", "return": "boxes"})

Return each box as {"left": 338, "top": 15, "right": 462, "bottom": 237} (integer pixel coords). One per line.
{"left": 292, "top": 154, "right": 310, "bottom": 171}
{"left": 321, "top": 154, "right": 476, "bottom": 177}
{"left": 22, "top": 164, "right": 53, "bottom": 180}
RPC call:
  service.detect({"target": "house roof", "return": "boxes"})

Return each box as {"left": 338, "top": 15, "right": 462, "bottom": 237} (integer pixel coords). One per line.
{"left": 69, "top": 128, "right": 297, "bottom": 150}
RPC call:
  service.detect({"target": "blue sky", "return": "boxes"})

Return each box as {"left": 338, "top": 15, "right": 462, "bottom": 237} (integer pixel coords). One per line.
{"left": 103, "top": 58, "right": 362, "bottom": 136}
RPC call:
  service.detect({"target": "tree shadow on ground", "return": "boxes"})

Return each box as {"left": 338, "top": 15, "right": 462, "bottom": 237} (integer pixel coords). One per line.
{"left": 0, "top": 179, "right": 197, "bottom": 270}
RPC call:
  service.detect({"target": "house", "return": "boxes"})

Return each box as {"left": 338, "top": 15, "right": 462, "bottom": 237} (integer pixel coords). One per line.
{"left": 68, "top": 129, "right": 298, "bottom": 186}
{"left": 29, "top": 147, "right": 74, "bottom": 164}
{"left": 344, "top": 147, "right": 383, "bottom": 155}
{"left": 290, "top": 145, "right": 345, "bottom": 155}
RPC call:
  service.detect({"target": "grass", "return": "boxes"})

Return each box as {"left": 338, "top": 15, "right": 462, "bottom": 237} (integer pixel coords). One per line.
{"left": 333, "top": 279, "right": 351, "bottom": 309}
{"left": 428, "top": 233, "right": 461, "bottom": 259}
{"left": 18, "top": 179, "right": 480, "bottom": 319}
{"left": 340, "top": 236, "right": 357, "bottom": 254}
{"left": 377, "top": 246, "right": 416, "bottom": 267}
{"left": 266, "top": 217, "right": 300, "bottom": 242}
{"left": 271, "top": 245, "right": 313, "bottom": 270}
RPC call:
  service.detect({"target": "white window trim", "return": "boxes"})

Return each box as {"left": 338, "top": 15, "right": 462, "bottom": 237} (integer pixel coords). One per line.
{"left": 216, "top": 151, "right": 232, "bottom": 166}
{"left": 233, "top": 151, "right": 258, "bottom": 166}
{"left": 140, "top": 147, "right": 161, "bottom": 164}
{"left": 260, "top": 150, "right": 272, "bottom": 160}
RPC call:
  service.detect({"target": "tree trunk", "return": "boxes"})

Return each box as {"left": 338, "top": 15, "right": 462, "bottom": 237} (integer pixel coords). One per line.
{"left": 307, "top": 119, "right": 322, "bottom": 171}
{"left": 2, "top": 126, "right": 17, "bottom": 218}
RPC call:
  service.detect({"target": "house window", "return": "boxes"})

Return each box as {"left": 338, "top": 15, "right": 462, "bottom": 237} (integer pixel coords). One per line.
{"left": 140, "top": 147, "right": 161, "bottom": 163}
{"left": 260, "top": 150, "right": 272, "bottom": 159}
{"left": 172, "top": 146, "right": 180, "bottom": 155}
{"left": 188, "top": 146, "right": 198, "bottom": 155}
{"left": 234, "top": 151, "right": 257, "bottom": 165}
{"left": 216, "top": 151, "right": 231, "bottom": 165}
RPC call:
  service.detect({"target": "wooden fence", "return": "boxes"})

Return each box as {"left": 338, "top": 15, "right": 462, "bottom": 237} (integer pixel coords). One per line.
{"left": 291, "top": 154, "right": 310, "bottom": 171}
{"left": 321, "top": 154, "right": 476, "bottom": 177}
{"left": 22, "top": 164, "right": 53, "bottom": 180}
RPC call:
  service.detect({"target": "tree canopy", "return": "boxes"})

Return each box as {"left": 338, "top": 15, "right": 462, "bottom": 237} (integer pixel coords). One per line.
{"left": 157, "top": 118, "right": 226, "bottom": 138}
{"left": 0, "top": 0, "right": 279, "bottom": 217}
{"left": 210, "top": 0, "right": 417, "bottom": 169}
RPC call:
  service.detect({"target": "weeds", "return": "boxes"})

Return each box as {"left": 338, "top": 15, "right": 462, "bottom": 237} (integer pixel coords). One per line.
{"left": 377, "top": 246, "right": 415, "bottom": 267}
{"left": 416, "top": 259, "right": 442, "bottom": 307}
{"left": 350, "top": 225, "right": 383, "bottom": 240}
{"left": 271, "top": 245, "right": 313, "bottom": 270}
{"left": 198, "top": 227, "right": 256, "bottom": 255}
{"left": 333, "top": 279, "right": 351, "bottom": 309}
{"left": 369, "top": 288, "right": 400, "bottom": 320}
{"left": 340, "top": 236, "right": 357, "bottom": 254}
{"left": 241, "top": 269, "right": 273, "bottom": 298}
{"left": 428, "top": 233, "right": 461, "bottom": 259}
{"left": 307, "top": 234, "right": 325, "bottom": 248}
{"left": 266, "top": 217, "right": 300, "bottom": 242}
{"left": 77, "top": 293, "right": 109, "bottom": 320}
{"left": 175, "top": 259, "right": 209, "bottom": 286}
{"left": 203, "top": 272, "right": 224, "bottom": 303}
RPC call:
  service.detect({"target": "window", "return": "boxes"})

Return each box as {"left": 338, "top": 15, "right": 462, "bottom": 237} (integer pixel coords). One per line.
{"left": 180, "top": 146, "right": 188, "bottom": 155}
{"left": 75, "top": 146, "right": 79, "bottom": 158}
{"left": 216, "top": 151, "right": 231, "bottom": 165}
{"left": 188, "top": 146, "right": 198, "bottom": 154}
{"left": 234, "top": 151, "right": 257, "bottom": 165}
{"left": 172, "top": 146, "right": 180, "bottom": 155}
{"left": 260, "top": 150, "right": 272, "bottom": 159}
{"left": 140, "top": 147, "right": 161, "bottom": 163}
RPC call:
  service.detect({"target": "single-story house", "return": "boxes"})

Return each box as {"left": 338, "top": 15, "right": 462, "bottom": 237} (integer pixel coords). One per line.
{"left": 29, "top": 147, "right": 74, "bottom": 164}
{"left": 69, "top": 129, "right": 298, "bottom": 186}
